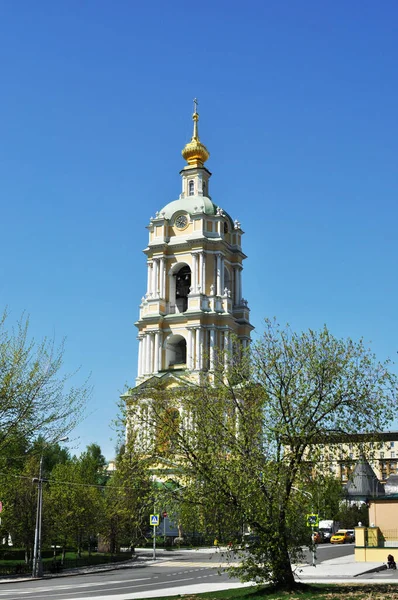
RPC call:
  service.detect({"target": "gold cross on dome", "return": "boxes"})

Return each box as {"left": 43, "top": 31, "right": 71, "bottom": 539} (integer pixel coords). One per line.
{"left": 193, "top": 98, "right": 198, "bottom": 114}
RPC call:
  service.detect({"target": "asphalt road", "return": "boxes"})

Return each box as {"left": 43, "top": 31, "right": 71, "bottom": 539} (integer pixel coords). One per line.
{"left": 302, "top": 540, "right": 355, "bottom": 564}
{"left": 0, "top": 552, "right": 237, "bottom": 600}
{"left": 0, "top": 545, "right": 355, "bottom": 600}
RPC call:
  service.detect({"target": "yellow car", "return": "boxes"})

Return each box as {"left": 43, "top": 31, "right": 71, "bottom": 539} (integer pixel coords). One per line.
{"left": 330, "top": 530, "right": 351, "bottom": 544}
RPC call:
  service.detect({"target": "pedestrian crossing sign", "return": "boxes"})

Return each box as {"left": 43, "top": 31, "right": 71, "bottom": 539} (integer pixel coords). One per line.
{"left": 306, "top": 513, "right": 319, "bottom": 527}
{"left": 150, "top": 514, "right": 160, "bottom": 526}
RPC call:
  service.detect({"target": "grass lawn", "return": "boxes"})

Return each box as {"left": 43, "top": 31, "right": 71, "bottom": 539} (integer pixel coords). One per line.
{"left": 147, "top": 583, "right": 398, "bottom": 600}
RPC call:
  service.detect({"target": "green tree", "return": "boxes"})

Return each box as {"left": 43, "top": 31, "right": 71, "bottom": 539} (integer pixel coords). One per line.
{"left": 0, "top": 310, "right": 90, "bottom": 453}
{"left": 127, "top": 319, "right": 397, "bottom": 590}
{"left": 306, "top": 474, "right": 344, "bottom": 521}
{"left": 0, "top": 438, "right": 71, "bottom": 562}
{"left": 46, "top": 448, "right": 105, "bottom": 558}
{"left": 0, "top": 455, "right": 40, "bottom": 562}
{"left": 336, "top": 502, "right": 369, "bottom": 527}
{"left": 101, "top": 443, "right": 152, "bottom": 552}
{"left": 79, "top": 443, "right": 108, "bottom": 485}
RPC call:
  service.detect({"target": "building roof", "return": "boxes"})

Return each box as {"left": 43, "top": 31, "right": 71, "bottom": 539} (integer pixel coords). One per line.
{"left": 384, "top": 474, "right": 398, "bottom": 495}
{"left": 159, "top": 195, "right": 218, "bottom": 220}
{"left": 345, "top": 457, "right": 385, "bottom": 498}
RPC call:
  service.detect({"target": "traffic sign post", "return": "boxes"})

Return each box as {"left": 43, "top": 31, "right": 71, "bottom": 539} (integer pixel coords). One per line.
{"left": 163, "top": 512, "right": 168, "bottom": 545}
{"left": 306, "top": 513, "right": 319, "bottom": 567}
{"left": 150, "top": 514, "right": 160, "bottom": 560}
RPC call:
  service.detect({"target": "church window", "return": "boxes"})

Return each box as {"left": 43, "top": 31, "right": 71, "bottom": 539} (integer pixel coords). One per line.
{"left": 165, "top": 334, "right": 187, "bottom": 369}
{"left": 175, "top": 265, "right": 191, "bottom": 312}
{"left": 188, "top": 180, "right": 194, "bottom": 196}
{"left": 203, "top": 181, "right": 206, "bottom": 195}
{"left": 224, "top": 221, "right": 228, "bottom": 234}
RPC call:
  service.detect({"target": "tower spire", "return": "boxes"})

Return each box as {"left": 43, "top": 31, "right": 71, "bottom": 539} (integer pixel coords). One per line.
{"left": 192, "top": 98, "right": 199, "bottom": 140}
{"left": 182, "top": 99, "right": 210, "bottom": 167}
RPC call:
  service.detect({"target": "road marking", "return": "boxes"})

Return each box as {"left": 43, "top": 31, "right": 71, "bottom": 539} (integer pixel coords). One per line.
{"left": 0, "top": 577, "right": 153, "bottom": 596}
{"left": 1, "top": 576, "right": 200, "bottom": 599}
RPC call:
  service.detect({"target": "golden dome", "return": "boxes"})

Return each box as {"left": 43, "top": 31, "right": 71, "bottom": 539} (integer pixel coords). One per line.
{"left": 182, "top": 103, "right": 210, "bottom": 167}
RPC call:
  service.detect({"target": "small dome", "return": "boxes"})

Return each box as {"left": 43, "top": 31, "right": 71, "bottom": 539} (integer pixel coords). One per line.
{"left": 158, "top": 195, "right": 234, "bottom": 230}
{"left": 182, "top": 112, "right": 209, "bottom": 167}
{"left": 159, "top": 196, "right": 217, "bottom": 220}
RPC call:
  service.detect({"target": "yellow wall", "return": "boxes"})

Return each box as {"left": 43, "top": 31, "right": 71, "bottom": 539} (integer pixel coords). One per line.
{"left": 355, "top": 518, "right": 398, "bottom": 562}
{"left": 355, "top": 546, "right": 397, "bottom": 562}
{"left": 369, "top": 500, "right": 398, "bottom": 531}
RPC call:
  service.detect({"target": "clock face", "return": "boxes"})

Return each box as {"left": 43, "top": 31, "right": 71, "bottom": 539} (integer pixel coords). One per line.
{"left": 175, "top": 214, "right": 188, "bottom": 229}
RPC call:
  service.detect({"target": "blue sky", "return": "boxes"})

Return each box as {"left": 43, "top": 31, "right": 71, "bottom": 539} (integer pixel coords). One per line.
{"left": 1, "top": 1, "right": 397, "bottom": 459}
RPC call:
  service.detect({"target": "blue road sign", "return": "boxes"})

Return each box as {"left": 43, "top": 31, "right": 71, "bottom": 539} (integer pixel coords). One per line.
{"left": 150, "top": 514, "right": 160, "bottom": 526}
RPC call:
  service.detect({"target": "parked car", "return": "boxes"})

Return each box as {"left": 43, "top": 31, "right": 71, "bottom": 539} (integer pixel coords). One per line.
{"left": 346, "top": 529, "right": 355, "bottom": 542}
{"left": 318, "top": 520, "right": 341, "bottom": 542}
{"left": 312, "top": 531, "right": 323, "bottom": 544}
{"left": 330, "top": 530, "right": 351, "bottom": 544}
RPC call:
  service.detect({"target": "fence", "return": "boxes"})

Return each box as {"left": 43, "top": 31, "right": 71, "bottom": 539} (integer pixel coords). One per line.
{"left": 365, "top": 528, "right": 398, "bottom": 548}
{"left": 0, "top": 553, "right": 134, "bottom": 577}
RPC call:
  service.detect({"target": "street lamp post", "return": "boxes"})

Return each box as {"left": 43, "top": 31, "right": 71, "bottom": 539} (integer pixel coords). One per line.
{"left": 32, "top": 437, "right": 69, "bottom": 578}
{"left": 32, "top": 456, "right": 44, "bottom": 578}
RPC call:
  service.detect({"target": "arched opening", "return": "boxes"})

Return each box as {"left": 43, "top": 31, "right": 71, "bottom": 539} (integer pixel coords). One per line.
{"left": 174, "top": 264, "right": 191, "bottom": 312}
{"left": 188, "top": 180, "right": 194, "bottom": 196}
{"left": 203, "top": 181, "right": 206, "bottom": 196}
{"left": 165, "top": 334, "right": 187, "bottom": 369}
{"left": 224, "top": 266, "right": 231, "bottom": 295}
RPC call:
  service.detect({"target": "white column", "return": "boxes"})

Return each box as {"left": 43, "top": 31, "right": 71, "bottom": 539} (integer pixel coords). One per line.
{"left": 150, "top": 332, "right": 155, "bottom": 373}
{"left": 216, "top": 254, "right": 222, "bottom": 296}
{"left": 220, "top": 256, "right": 224, "bottom": 293}
{"left": 158, "top": 331, "right": 163, "bottom": 371}
{"left": 199, "top": 252, "right": 204, "bottom": 293}
{"left": 138, "top": 337, "right": 143, "bottom": 377}
{"left": 198, "top": 329, "right": 204, "bottom": 370}
{"left": 187, "top": 329, "right": 193, "bottom": 370}
{"left": 209, "top": 328, "right": 215, "bottom": 370}
{"left": 146, "top": 334, "right": 152, "bottom": 374}
{"left": 147, "top": 263, "right": 152, "bottom": 296}
{"left": 160, "top": 257, "right": 166, "bottom": 298}
{"left": 192, "top": 253, "right": 198, "bottom": 292}
{"left": 144, "top": 334, "right": 149, "bottom": 374}
{"left": 234, "top": 266, "right": 239, "bottom": 304}
{"left": 224, "top": 330, "right": 229, "bottom": 369}
{"left": 142, "top": 335, "right": 147, "bottom": 374}
{"left": 238, "top": 267, "right": 242, "bottom": 303}
{"left": 152, "top": 260, "right": 159, "bottom": 297}
{"left": 195, "top": 328, "right": 200, "bottom": 370}
{"left": 154, "top": 331, "right": 159, "bottom": 373}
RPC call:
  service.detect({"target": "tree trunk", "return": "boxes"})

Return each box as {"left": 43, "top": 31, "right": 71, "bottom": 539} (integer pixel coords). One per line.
{"left": 270, "top": 511, "right": 296, "bottom": 590}
{"left": 270, "top": 542, "right": 296, "bottom": 589}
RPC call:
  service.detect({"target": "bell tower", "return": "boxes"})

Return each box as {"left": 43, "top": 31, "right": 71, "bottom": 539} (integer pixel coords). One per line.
{"left": 135, "top": 102, "right": 253, "bottom": 386}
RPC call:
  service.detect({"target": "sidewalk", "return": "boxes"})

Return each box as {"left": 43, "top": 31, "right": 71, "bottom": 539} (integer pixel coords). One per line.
{"left": 293, "top": 552, "right": 387, "bottom": 583}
